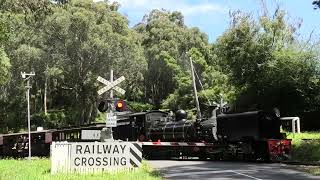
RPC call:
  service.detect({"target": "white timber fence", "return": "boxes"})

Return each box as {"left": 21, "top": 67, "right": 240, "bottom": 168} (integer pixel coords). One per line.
{"left": 51, "top": 141, "right": 142, "bottom": 174}
{"left": 280, "top": 117, "right": 301, "bottom": 134}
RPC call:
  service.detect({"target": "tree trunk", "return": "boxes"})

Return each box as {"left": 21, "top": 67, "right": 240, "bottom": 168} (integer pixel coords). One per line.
{"left": 44, "top": 75, "right": 48, "bottom": 115}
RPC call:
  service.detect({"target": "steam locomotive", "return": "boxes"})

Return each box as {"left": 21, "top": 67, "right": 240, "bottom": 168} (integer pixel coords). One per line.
{"left": 0, "top": 106, "right": 291, "bottom": 161}
{"left": 111, "top": 107, "right": 291, "bottom": 161}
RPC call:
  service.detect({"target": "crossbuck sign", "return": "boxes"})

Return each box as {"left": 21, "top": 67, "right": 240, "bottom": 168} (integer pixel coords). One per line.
{"left": 97, "top": 76, "right": 125, "bottom": 95}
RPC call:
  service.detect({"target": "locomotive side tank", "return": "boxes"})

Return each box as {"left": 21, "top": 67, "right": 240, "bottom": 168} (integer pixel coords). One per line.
{"left": 216, "top": 110, "right": 282, "bottom": 141}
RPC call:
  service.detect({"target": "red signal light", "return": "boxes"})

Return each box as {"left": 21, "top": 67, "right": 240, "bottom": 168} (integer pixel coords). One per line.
{"left": 116, "top": 101, "right": 123, "bottom": 108}
{"left": 115, "top": 100, "right": 126, "bottom": 111}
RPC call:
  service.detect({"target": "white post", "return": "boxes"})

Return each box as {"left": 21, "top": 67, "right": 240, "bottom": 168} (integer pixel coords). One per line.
{"left": 291, "top": 119, "right": 295, "bottom": 134}
{"left": 296, "top": 118, "right": 301, "bottom": 133}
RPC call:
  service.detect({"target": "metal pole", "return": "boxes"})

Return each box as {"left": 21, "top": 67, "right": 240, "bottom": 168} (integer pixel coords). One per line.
{"left": 109, "top": 69, "right": 114, "bottom": 140}
{"left": 110, "top": 70, "right": 113, "bottom": 99}
{"left": 190, "top": 57, "right": 201, "bottom": 119}
{"left": 26, "top": 79, "right": 31, "bottom": 160}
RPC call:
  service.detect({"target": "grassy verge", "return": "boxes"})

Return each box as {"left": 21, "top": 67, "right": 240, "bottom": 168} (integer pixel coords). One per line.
{"left": 287, "top": 132, "right": 320, "bottom": 163}
{"left": 0, "top": 158, "right": 162, "bottom": 180}
{"left": 287, "top": 131, "right": 320, "bottom": 175}
{"left": 298, "top": 166, "right": 320, "bottom": 176}
{"left": 287, "top": 131, "right": 320, "bottom": 144}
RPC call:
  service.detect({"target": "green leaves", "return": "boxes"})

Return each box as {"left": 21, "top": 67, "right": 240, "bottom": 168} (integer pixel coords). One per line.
{"left": 215, "top": 9, "right": 320, "bottom": 114}
{"left": 0, "top": 48, "right": 10, "bottom": 85}
{"left": 1, "top": 1, "right": 320, "bottom": 131}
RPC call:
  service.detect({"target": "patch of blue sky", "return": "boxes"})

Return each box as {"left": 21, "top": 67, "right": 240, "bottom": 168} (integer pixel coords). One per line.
{"left": 109, "top": 0, "right": 320, "bottom": 43}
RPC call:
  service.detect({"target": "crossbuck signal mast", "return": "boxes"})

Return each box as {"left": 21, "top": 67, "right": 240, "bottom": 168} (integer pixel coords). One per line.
{"left": 97, "top": 70, "right": 126, "bottom": 141}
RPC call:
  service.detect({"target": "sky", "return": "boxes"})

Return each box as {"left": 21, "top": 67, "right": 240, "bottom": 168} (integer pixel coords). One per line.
{"left": 108, "top": 0, "right": 320, "bottom": 43}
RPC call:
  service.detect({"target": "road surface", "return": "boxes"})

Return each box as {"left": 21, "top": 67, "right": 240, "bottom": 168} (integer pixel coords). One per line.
{"left": 148, "top": 160, "right": 320, "bottom": 180}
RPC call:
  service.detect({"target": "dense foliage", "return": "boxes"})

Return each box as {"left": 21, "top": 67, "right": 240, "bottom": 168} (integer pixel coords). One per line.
{"left": 0, "top": 0, "right": 319, "bottom": 132}
{"left": 215, "top": 10, "right": 320, "bottom": 115}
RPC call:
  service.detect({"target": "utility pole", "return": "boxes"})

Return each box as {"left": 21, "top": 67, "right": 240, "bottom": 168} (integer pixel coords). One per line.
{"left": 21, "top": 72, "right": 35, "bottom": 160}
{"left": 189, "top": 57, "right": 201, "bottom": 120}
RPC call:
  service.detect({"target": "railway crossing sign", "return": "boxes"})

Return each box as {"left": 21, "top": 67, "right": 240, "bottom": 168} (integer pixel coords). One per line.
{"left": 97, "top": 76, "right": 125, "bottom": 95}
{"left": 51, "top": 141, "right": 142, "bottom": 174}
{"left": 97, "top": 73, "right": 126, "bottom": 96}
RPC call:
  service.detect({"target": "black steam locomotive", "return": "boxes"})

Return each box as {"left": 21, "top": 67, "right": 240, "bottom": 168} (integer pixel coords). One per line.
{"left": 111, "top": 107, "right": 291, "bottom": 161}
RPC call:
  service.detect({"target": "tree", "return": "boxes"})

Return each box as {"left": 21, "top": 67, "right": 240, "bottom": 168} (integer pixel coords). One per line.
{"left": 0, "top": 48, "right": 10, "bottom": 85}
{"left": 214, "top": 9, "right": 320, "bottom": 115}
{"left": 135, "top": 9, "right": 211, "bottom": 109}
{"left": 39, "top": 0, "right": 146, "bottom": 125}
{"left": 313, "top": 0, "right": 320, "bottom": 9}
{"left": 0, "top": 17, "right": 10, "bottom": 85}
{"left": 0, "top": 0, "right": 147, "bottom": 131}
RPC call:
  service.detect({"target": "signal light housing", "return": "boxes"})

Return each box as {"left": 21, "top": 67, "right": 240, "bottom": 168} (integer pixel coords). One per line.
{"left": 98, "top": 101, "right": 107, "bottom": 112}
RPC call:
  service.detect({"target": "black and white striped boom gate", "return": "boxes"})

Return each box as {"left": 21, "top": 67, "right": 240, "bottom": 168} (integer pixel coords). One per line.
{"left": 51, "top": 142, "right": 142, "bottom": 174}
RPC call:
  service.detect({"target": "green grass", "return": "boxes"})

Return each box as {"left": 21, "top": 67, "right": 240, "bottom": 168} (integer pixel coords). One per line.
{"left": 287, "top": 131, "right": 320, "bottom": 144}
{"left": 286, "top": 131, "right": 320, "bottom": 163}
{"left": 303, "top": 166, "right": 320, "bottom": 176}
{"left": 0, "top": 158, "right": 162, "bottom": 180}
{"left": 294, "top": 166, "right": 320, "bottom": 176}
{"left": 284, "top": 132, "right": 320, "bottom": 176}
{"left": 287, "top": 131, "right": 320, "bottom": 163}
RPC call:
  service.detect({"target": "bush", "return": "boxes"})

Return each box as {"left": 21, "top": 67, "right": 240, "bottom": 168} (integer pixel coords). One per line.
{"left": 127, "top": 102, "right": 154, "bottom": 112}
{"left": 32, "top": 111, "right": 69, "bottom": 129}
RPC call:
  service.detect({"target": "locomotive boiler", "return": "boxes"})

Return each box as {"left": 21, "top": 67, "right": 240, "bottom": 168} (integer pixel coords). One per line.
{"left": 147, "top": 110, "right": 199, "bottom": 142}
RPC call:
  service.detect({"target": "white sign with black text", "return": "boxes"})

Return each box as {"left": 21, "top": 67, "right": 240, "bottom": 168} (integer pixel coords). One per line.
{"left": 81, "top": 130, "right": 101, "bottom": 140}
{"left": 51, "top": 142, "right": 142, "bottom": 174}
{"left": 106, "top": 112, "right": 117, "bottom": 127}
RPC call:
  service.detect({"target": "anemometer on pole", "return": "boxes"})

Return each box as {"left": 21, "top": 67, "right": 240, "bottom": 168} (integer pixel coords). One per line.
{"left": 21, "top": 72, "right": 35, "bottom": 160}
